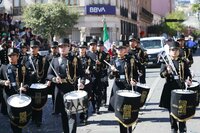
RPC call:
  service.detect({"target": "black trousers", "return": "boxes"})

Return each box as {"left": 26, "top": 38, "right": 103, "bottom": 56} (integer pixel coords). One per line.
{"left": 169, "top": 113, "right": 186, "bottom": 132}
{"left": 32, "top": 109, "right": 43, "bottom": 123}
{"left": 80, "top": 110, "right": 88, "bottom": 121}
{"left": 91, "top": 79, "right": 103, "bottom": 111}
{"left": 119, "top": 123, "right": 132, "bottom": 133}
{"left": 10, "top": 123, "right": 22, "bottom": 133}
{"left": 139, "top": 65, "right": 146, "bottom": 84}
{"left": 61, "top": 99, "right": 77, "bottom": 133}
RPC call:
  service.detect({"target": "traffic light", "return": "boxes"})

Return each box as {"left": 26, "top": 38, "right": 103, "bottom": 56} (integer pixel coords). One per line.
{"left": 164, "top": 19, "right": 184, "bottom": 22}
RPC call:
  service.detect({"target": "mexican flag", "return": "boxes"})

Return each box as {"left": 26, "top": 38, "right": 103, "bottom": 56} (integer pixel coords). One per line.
{"left": 103, "top": 18, "right": 112, "bottom": 55}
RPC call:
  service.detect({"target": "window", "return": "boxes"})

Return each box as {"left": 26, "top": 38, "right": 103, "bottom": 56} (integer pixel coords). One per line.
{"left": 14, "top": 0, "right": 20, "bottom": 7}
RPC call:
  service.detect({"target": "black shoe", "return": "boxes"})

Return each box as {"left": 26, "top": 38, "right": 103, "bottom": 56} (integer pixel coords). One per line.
{"left": 96, "top": 109, "right": 101, "bottom": 114}
{"left": 52, "top": 112, "right": 60, "bottom": 115}
{"left": 80, "top": 120, "right": 87, "bottom": 126}
{"left": 171, "top": 129, "right": 177, "bottom": 133}
{"left": 35, "top": 121, "right": 42, "bottom": 127}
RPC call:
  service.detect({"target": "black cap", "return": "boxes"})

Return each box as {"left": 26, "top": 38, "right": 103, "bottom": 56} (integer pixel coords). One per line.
{"left": 50, "top": 41, "right": 58, "bottom": 48}
{"left": 8, "top": 48, "right": 19, "bottom": 56}
{"left": 58, "top": 38, "right": 70, "bottom": 46}
{"left": 71, "top": 41, "right": 78, "bottom": 47}
{"left": 88, "top": 39, "right": 97, "bottom": 46}
{"left": 169, "top": 41, "right": 180, "bottom": 50}
{"left": 79, "top": 41, "right": 87, "bottom": 48}
{"left": 128, "top": 34, "right": 139, "bottom": 42}
{"left": 116, "top": 40, "right": 126, "bottom": 49}
{"left": 97, "top": 40, "right": 104, "bottom": 46}
{"left": 30, "top": 40, "right": 40, "bottom": 48}
{"left": 176, "top": 34, "right": 185, "bottom": 41}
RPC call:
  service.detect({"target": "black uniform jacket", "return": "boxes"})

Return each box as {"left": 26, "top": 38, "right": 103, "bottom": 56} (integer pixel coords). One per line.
{"left": 108, "top": 56, "right": 139, "bottom": 111}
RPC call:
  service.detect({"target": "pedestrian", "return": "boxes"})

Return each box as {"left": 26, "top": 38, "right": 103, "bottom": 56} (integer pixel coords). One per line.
{"left": 159, "top": 41, "right": 192, "bottom": 133}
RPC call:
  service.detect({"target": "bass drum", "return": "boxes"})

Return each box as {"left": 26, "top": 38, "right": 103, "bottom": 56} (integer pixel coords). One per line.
{"left": 63, "top": 90, "right": 88, "bottom": 114}
{"left": 187, "top": 80, "right": 200, "bottom": 106}
{"left": 115, "top": 90, "right": 141, "bottom": 127}
{"left": 29, "top": 83, "right": 48, "bottom": 110}
{"left": 135, "top": 83, "right": 150, "bottom": 107}
{"left": 7, "top": 94, "right": 32, "bottom": 128}
{"left": 171, "top": 89, "right": 196, "bottom": 122}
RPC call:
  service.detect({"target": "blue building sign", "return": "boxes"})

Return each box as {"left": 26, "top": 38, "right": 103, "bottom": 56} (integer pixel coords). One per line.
{"left": 86, "top": 5, "right": 116, "bottom": 15}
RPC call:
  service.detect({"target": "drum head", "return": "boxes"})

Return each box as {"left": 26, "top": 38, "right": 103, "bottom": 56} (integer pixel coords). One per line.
{"left": 136, "top": 83, "right": 150, "bottom": 89}
{"left": 173, "top": 89, "right": 195, "bottom": 94}
{"left": 30, "top": 83, "right": 47, "bottom": 89}
{"left": 116, "top": 90, "right": 141, "bottom": 98}
{"left": 189, "top": 81, "right": 199, "bottom": 88}
{"left": 7, "top": 94, "right": 31, "bottom": 108}
{"left": 64, "top": 90, "right": 87, "bottom": 100}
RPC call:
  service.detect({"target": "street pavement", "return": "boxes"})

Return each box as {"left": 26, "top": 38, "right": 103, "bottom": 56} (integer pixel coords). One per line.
{"left": 1, "top": 49, "right": 200, "bottom": 133}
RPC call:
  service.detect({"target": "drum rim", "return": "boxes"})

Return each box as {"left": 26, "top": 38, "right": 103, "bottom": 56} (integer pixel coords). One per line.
{"left": 188, "top": 81, "right": 199, "bottom": 88}
{"left": 7, "top": 94, "right": 32, "bottom": 107}
{"left": 136, "top": 83, "right": 150, "bottom": 89}
{"left": 172, "top": 89, "right": 196, "bottom": 94}
{"left": 116, "top": 90, "right": 141, "bottom": 97}
{"left": 30, "top": 83, "right": 47, "bottom": 89}
{"left": 63, "top": 90, "right": 88, "bottom": 99}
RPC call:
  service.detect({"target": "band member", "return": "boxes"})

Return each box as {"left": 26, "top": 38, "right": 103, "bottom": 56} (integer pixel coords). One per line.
{"left": 159, "top": 41, "right": 192, "bottom": 133}
{"left": 47, "top": 38, "right": 85, "bottom": 133}
{"left": 78, "top": 41, "right": 93, "bottom": 125}
{"left": 18, "top": 42, "right": 29, "bottom": 66}
{"left": 108, "top": 40, "right": 139, "bottom": 133}
{"left": 176, "top": 34, "right": 193, "bottom": 67}
{"left": 97, "top": 40, "right": 110, "bottom": 106}
{"left": 25, "top": 40, "right": 46, "bottom": 127}
{"left": 44, "top": 41, "right": 59, "bottom": 114}
{"left": 128, "top": 34, "right": 147, "bottom": 84}
{"left": 0, "top": 48, "right": 29, "bottom": 133}
{"left": 86, "top": 39, "right": 107, "bottom": 114}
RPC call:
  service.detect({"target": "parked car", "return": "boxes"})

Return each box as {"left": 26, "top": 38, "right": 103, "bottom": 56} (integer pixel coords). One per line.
{"left": 140, "top": 36, "right": 166, "bottom": 67}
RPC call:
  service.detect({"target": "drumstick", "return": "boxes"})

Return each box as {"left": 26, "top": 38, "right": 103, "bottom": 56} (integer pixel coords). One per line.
{"left": 131, "top": 78, "right": 134, "bottom": 92}
{"left": 19, "top": 83, "right": 23, "bottom": 99}
{"left": 49, "top": 62, "right": 59, "bottom": 77}
{"left": 103, "top": 60, "right": 112, "bottom": 67}
{"left": 103, "top": 60, "right": 118, "bottom": 72}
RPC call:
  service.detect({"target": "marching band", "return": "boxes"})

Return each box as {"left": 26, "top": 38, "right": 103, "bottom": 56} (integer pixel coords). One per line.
{"left": 0, "top": 33, "right": 198, "bottom": 133}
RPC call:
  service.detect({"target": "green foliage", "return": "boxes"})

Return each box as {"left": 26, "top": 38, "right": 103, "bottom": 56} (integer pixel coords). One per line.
{"left": 192, "top": 4, "right": 200, "bottom": 12}
{"left": 164, "top": 11, "right": 186, "bottom": 34}
{"left": 22, "top": 3, "right": 79, "bottom": 40}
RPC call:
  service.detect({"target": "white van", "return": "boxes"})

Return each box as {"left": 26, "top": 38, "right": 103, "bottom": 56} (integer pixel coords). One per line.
{"left": 140, "top": 36, "right": 166, "bottom": 66}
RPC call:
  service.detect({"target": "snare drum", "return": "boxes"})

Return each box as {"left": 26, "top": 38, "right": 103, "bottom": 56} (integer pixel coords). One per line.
{"left": 171, "top": 89, "right": 196, "bottom": 122}
{"left": 188, "top": 80, "right": 200, "bottom": 106}
{"left": 115, "top": 90, "right": 141, "bottom": 127}
{"left": 29, "top": 83, "right": 48, "bottom": 110}
{"left": 7, "top": 94, "right": 32, "bottom": 128}
{"left": 63, "top": 90, "right": 88, "bottom": 114}
{"left": 135, "top": 83, "right": 150, "bottom": 107}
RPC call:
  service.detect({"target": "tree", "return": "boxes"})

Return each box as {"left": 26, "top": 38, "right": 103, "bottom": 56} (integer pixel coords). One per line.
{"left": 164, "top": 11, "right": 186, "bottom": 35}
{"left": 191, "top": 4, "right": 200, "bottom": 13}
{"left": 22, "top": 3, "right": 79, "bottom": 41}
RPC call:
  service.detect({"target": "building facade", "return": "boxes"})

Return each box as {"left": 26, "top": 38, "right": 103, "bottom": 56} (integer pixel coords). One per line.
{"left": 151, "top": 0, "right": 176, "bottom": 25}
{"left": 0, "top": 0, "right": 153, "bottom": 42}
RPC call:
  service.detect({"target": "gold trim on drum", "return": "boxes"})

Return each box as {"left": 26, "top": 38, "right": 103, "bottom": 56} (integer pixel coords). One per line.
{"left": 170, "top": 113, "right": 195, "bottom": 122}
{"left": 115, "top": 116, "right": 137, "bottom": 128}
{"left": 10, "top": 112, "right": 32, "bottom": 128}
